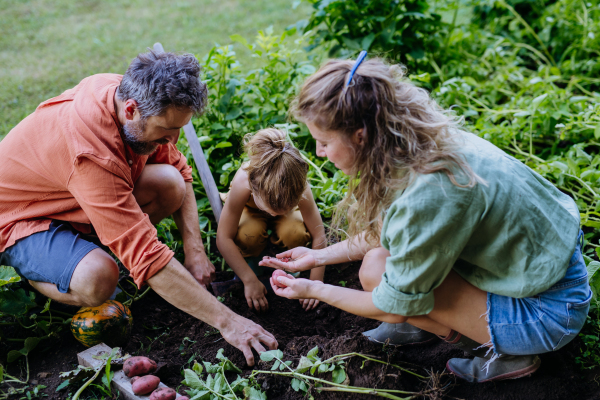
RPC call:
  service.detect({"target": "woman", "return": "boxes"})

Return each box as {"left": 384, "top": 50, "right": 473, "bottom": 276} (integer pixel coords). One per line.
{"left": 259, "top": 54, "right": 591, "bottom": 382}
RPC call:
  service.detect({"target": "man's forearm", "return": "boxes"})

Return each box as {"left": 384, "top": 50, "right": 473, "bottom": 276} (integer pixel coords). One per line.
{"left": 147, "top": 257, "right": 228, "bottom": 327}
{"left": 172, "top": 181, "right": 205, "bottom": 254}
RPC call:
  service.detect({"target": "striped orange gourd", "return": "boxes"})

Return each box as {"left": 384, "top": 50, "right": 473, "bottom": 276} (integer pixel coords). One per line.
{"left": 70, "top": 300, "right": 133, "bottom": 347}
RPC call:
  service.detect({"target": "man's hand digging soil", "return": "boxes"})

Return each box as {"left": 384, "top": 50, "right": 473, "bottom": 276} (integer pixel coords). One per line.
{"left": 147, "top": 257, "right": 277, "bottom": 366}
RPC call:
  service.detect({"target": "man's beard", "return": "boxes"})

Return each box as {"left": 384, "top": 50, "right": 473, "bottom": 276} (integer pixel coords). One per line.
{"left": 121, "top": 119, "right": 160, "bottom": 156}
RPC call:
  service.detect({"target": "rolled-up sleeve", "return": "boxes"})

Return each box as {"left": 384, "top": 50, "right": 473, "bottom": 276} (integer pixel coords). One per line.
{"left": 148, "top": 143, "right": 193, "bottom": 182}
{"left": 68, "top": 156, "right": 174, "bottom": 287}
{"left": 372, "top": 173, "right": 481, "bottom": 317}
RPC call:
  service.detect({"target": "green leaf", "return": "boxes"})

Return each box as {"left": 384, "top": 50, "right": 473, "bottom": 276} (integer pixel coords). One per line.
{"left": 532, "top": 93, "right": 549, "bottom": 109}
{"left": 331, "top": 367, "right": 346, "bottom": 384}
{"left": 296, "top": 356, "right": 313, "bottom": 373}
{"left": 23, "top": 337, "right": 41, "bottom": 355}
{"left": 271, "top": 360, "right": 280, "bottom": 371}
{"left": 361, "top": 33, "right": 375, "bottom": 50}
{"left": 594, "top": 125, "right": 600, "bottom": 140}
{"left": 183, "top": 369, "right": 205, "bottom": 391}
{"left": 318, "top": 363, "right": 329, "bottom": 373}
{"left": 299, "top": 380, "right": 308, "bottom": 392}
{"left": 0, "top": 364, "right": 3, "bottom": 382}
{"left": 192, "top": 361, "right": 204, "bottom": 375}
{"left": 214, "top": 142, "right": 233, "bottom": 149}
{"left": 224, "top": 107, "right": 243, "bottom": 121}
{"left": 243, "top": 387, "right": 267, "bottom": 400}
{"left": 307, "top": 346, "right": 319, "bottom": 361}
{"left": 223, "top": 360, "right": 242, "bottom": 374}
{"left": 0, "top": 288, "right": 36, "bottom": 315}
{"left": 7, "top": 350, "right": 22, "bottom": 363}
{"left": 188, "top": 390, "right": 210, "bottom": 400}
{"left": 259, "top": 349, "right": 282, "bottom": 362}
{"left": 41, "top": 298, "right": 51, "bottom": 314}
{"left": 588, "top": 261, "right": 600, "bottom": 297}
{"left": 0, "top": 266, "right": 21, "bottom": 287}
{"left": 230, "top": 34, "right": 248, "bottom": 46}
{"left": 213, "top": 374, "right": 224, "bottom": 393}
{"left": 291, "top": 378, "right": 301, "bottom": 391}
{"left": 55, "top": 380, "right": 70, "bottom": 392}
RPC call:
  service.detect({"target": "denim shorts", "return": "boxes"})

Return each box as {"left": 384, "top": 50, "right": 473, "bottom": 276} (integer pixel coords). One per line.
{"left": 488, "top": 231, "right": 592, "bottom": 355}
{"left": 0, "top": 221, "right": 100, "bottom": 293}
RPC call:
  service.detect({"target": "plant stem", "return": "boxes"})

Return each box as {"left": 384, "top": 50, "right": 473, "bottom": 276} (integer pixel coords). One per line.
{"left": 48, "top": 309, "right": 74, "bottom": 318}
{"left": 317, "top": 386, "right": 411, "bottom": 400}
{"left": 221, "top": 364, "right": 239, "bottom": 400}
{"left": 73, "top": 366, "right": 103, "bottom": 400}
{"left": 322, "top": 353, "right": 427, "bottom": 380}
{"left": 249, "top": 370, "right": 417, "bottom": 396}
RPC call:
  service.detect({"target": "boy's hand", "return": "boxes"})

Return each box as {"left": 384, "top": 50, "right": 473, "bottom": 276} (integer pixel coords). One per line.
{"left": 299, "top": 298, "right": 319, "bottom": 311}
{"left": 245, "top": 279, "right": 269, "bottom": 312}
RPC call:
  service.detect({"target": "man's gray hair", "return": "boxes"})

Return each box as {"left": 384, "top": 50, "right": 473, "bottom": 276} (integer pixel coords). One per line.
{"left": 117, "top": 50, "right": 207, "bottom": 118}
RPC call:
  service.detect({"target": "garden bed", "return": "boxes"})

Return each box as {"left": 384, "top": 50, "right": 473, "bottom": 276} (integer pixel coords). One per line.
{"left": 3, "top": 262, "right": 600, "bottom": 400}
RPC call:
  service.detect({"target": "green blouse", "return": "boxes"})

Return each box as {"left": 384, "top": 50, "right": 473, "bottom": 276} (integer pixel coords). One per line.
{"left": 371, "top": 130, "right": 580, "bottom": 317}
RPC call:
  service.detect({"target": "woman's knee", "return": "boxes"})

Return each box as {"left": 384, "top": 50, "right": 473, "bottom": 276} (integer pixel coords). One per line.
{"left": 359, "top": 247, "right": 389, "bottom": 292}
{"left": 71, "top": 249, "right": 119, "bottom": 306}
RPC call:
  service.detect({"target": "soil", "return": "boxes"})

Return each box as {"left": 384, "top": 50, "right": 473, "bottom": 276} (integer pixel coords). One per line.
{"left": 2, "top": 262, "right": 600, "bottom": 400}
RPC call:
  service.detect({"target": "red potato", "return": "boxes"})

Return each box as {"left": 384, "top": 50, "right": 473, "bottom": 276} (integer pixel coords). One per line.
{"left": 150, "top": 387, "right": 177, "bottom": 400}
{"left": 123, "top": 356, "right": 157, "bottom": 377}
{"left": 272, "top": 270, "right": 293, "bottom": 288}
{"left": 131, "top": 375, "right": 160, "bottom": 395}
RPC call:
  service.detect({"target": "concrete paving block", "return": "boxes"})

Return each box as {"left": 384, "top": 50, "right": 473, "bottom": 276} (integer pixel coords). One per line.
{"left": 77, "top": 343, "right": 184, "bottom": 399}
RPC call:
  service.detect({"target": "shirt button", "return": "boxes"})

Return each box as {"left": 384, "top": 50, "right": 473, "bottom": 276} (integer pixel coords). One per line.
{"left": 128, "top": 160, "right": 133, "bottom": 165}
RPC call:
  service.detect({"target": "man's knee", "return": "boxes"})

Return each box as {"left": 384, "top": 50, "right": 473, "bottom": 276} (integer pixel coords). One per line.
{"left": 359, "top": 247, "right": 389, "bottom": 292}
{"left": 156, "top": 165, "right": 186, "bottom": 210}
{"left": 72, "top": 249, "right": 119, "bottom": 307}
{"left": 134, "top": 164, "right": 186, "bottom": 214}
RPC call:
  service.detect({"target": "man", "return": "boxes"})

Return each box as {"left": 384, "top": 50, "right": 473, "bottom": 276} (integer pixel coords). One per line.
{"left": 0, "top": 51, "right": 277, "bottom": 365}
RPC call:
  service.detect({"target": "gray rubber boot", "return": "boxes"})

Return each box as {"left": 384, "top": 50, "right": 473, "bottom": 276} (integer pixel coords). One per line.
{"left": 363, "top": 322, "right": 438, "bottom": 346}
{"left": 446, "top": 354, "right": 541, "bottom": 383}
{"left": 440, "top": 330, "right": 489, "bottom": 358}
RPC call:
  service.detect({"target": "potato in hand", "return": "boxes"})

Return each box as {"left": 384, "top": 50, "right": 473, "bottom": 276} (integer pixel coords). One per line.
{"left": 272, "top": 269, "right": 294, "bottom": 288}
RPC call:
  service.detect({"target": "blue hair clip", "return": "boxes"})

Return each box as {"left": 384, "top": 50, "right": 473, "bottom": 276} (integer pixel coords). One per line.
{"left": 345, "top": 50, "right": 368, "bottom": 87}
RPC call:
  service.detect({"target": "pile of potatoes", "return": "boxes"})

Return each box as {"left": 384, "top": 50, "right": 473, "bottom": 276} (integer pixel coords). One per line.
{"left": 124, "top": 356, "right": 188, "bottom": 400}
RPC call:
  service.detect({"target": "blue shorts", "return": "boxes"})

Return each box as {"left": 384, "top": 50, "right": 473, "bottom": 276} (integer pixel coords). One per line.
{"left": 488, "top": 231, "right": 592, "bottom": 355}
{"left": 0, "top": 221, "right": 100, "bottom": 293}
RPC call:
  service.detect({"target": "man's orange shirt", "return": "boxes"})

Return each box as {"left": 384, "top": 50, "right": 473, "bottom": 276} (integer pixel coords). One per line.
{"left": 0, "top": 74, "right": 193, "bottom": 288}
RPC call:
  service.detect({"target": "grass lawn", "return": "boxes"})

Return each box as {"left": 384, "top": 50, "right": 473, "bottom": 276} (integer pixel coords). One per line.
{"left": 0, "top": 0, "right": 309, "bottom": 137}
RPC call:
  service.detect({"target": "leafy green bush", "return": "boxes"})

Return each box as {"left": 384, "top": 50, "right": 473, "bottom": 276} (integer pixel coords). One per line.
{"left": 295, "top": 0, "right": 447, "bottom": 69}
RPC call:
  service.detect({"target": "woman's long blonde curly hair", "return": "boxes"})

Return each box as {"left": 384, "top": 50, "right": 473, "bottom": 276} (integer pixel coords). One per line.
{"left": 290, "top": 58, "right": 480, "bottom": 246}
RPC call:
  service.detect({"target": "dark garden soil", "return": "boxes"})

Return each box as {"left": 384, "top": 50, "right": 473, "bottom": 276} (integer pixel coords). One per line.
{"left": 2, "top": 262, "right": 600, "bottom": 400}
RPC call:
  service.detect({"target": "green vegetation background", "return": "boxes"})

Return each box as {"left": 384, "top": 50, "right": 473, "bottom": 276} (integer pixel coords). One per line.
{"left": 0, "top": 0, "right": 310, "bottom": 137}
{"left": 3, "top": 0, "right": 600, "bottom": 379}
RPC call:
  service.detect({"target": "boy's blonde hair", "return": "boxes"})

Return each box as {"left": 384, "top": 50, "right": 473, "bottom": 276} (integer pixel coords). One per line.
{"left": 291, "top": 58, "right": 480, "bottom": 246}
{"left": 243, "top": 128, "right": 309, "bottom": 214}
